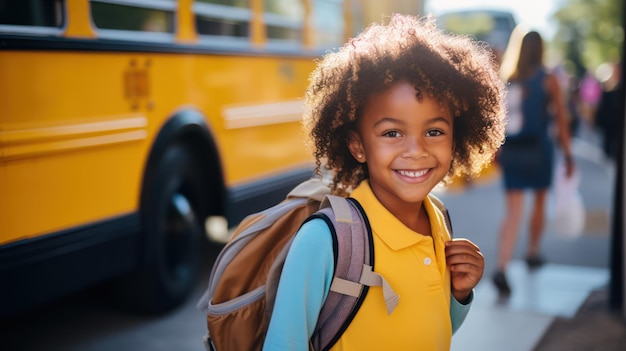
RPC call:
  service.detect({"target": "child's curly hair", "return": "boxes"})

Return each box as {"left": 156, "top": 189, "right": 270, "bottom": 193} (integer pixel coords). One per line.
{"left": 302, "top": 14, "right": 506, "bottom": 195}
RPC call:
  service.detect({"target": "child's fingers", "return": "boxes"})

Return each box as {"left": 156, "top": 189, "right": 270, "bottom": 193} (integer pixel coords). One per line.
{"left": 448, "top": 258, "right": 483, "bottom": 272}
{"left": 445, "top": 241, "right": 484, "bottom": 264}
{"left": 446, "top": 249, "right": 484, "bottom": 265}
{"left": 446, "top": 239, "right": 485, "bottom": 295}
{"left": 445, "top": 238, "right": 484, "bottom": 276}
{"left": 448, "top": 257, "right": 484, "bottom": 275}
{"left": 449, "top": 259, "right": 484, "bottom": 287}
{"left": 445, "top": 238, "right": 480, "bottom": 252}
{"left": 448, "top": 257, "right": 483, "bottom": 272}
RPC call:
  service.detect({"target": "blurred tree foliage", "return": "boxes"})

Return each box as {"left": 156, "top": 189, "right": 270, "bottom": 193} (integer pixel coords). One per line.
{"left": 552, "top": 0, "right": 623, "bottom": 77}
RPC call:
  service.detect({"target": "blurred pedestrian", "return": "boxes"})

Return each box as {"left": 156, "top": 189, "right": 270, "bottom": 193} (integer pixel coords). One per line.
{"left": 595, "top": 62, "right": 622, "bottom": 160}
{"left": 567, "top": 81, "right": 582, "bottom": 137}
{"left": 579, "top": 70, "right": 603, "bottom": 124}
{"left": 493, "top": 27, "right": 575, "bottom": 297}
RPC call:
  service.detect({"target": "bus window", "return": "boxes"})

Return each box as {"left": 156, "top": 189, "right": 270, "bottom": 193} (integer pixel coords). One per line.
{"left": 312, "top": 0, "right": 344, "bottom": 49}
{"left": 0, "top": 0, "right": 64, "bottom": 28}
{"left": 264, "top": 0, "right": 304, "bottom": 43}
{"left": 91, "top": 0, "right": 175, "bottom": 33}
{"left": 195, "top": 0, "right": 250, "bottom": 38}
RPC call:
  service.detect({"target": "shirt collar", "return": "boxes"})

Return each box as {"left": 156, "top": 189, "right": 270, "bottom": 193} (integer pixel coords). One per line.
{"left": 349, "top": 181, "right": 450, "bottom": 251}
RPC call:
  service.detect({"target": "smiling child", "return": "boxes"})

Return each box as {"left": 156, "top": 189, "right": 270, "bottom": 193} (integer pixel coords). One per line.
{"left": 263, "top": 13, "right": 506, "bottom": 351}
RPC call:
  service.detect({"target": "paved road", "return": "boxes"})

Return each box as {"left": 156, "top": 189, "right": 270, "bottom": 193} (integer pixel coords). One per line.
{"left": 2, "top": 130, "right": 617, "bottom": 351}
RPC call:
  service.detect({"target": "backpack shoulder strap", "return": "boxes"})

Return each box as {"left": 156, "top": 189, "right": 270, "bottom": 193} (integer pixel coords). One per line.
{"left": 429, "top": 193, "right": 453, "bottom": 238}
{"left": 308, "top": 195, "right": 398, "bottom": 351}
{"left": 286, "top": 177, "right": 331, "bottom": 202}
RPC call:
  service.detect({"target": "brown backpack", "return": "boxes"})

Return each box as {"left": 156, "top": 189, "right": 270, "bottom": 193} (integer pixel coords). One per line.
{"left": 197, "top": 178, "right": 399, "bottom": 351}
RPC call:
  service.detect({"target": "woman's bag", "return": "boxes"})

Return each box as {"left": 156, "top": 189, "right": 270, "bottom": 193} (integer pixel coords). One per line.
{"left": 551, "top": 160, "right": 585, "bottom": 238}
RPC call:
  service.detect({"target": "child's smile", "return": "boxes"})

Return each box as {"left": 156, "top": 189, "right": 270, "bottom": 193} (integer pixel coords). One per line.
{"left": 395, "top": 168, "right": 431, "bottom": 182}
{"left": 349, "top": 81, "right": 454, "bottom": 225}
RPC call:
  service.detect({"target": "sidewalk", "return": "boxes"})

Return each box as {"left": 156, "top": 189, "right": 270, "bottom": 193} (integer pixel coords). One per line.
{"left": 534, "top": 286, "right": 626, "bottom": 350}
{"left": 451, "top": 261, "right": 613, "bottom": 350}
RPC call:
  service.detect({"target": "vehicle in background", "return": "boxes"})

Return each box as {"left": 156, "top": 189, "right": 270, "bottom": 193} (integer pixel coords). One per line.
{"left": 0, "top": 0, "right": 423, "bottom": 318}
{"left": 436, "top": 9, "right": 517, "bottom": 61}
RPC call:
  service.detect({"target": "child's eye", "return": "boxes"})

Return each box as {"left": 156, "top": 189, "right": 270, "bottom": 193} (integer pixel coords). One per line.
{"left": 426, "top": 129, "right": 444, "bottom": 137}
{"left": 382, "top": 130, "right": 401, "bottom": 138}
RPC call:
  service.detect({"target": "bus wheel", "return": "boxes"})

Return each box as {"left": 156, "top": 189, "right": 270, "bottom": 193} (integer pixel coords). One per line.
{"left": 113, "top": 143, "right": 207, "bottom": 314}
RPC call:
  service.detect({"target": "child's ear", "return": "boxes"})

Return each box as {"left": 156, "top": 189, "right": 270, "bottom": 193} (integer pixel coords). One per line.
{"left": 347, "top": 131, "right": 366, "bottom": 163}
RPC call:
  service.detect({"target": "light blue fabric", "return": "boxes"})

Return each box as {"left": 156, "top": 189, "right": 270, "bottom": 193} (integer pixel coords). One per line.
{"left": 263, "top": 219, "right": 334, "bottom": 351}
{"left": 262, "top": 218, "right": 473, "bottom": 351}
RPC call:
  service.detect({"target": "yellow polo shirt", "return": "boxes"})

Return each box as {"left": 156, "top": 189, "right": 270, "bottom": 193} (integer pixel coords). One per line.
{"left": 331, "top": 181, "right": 453, "bottom": 350}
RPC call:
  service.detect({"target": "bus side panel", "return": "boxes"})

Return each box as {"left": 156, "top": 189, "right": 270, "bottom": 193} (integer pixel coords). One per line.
{"left": 0, "top": 51, "right": 149, "bottom": 245}
{"left": 148, "top": 53, "right": 316, "bottom": 185}
{"left": 0, "top": 48, "right": 317, "bottom": 245}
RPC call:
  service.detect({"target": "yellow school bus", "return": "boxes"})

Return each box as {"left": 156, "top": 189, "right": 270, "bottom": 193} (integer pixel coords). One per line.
{"left": 0, "top": 0, "right": 423, "bottom": 317}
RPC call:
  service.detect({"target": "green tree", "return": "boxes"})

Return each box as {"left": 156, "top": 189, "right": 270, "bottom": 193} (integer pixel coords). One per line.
{"left": 551, "top": 0, "right": 623, "bottom": 77}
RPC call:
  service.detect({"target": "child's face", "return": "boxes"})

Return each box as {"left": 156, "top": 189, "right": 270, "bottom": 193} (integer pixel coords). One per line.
{"left": 348, "top": 81, "right": 453, "bottom": 209}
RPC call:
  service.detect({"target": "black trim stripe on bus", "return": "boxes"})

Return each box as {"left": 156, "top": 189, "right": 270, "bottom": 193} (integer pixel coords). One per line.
{"left": 0, "top": 213, "right": 141, "bottom": 318}
{"left": 227, "top": 167, "right": 314, "bottom": 225}
{"left": 0, "top": 34, "right": 326, "bottom": 57}
{"left": 0, "top": 213, "right": 139, "bottom": 268}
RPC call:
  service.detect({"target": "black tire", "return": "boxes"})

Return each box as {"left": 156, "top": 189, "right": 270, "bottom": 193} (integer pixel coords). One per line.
{"left": 112, "top": 143, "right": 208, "bottom": 314}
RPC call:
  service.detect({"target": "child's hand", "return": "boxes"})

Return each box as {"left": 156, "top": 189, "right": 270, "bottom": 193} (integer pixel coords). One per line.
{"left": 445, "top": 238, "right": 484, "bottom": 303}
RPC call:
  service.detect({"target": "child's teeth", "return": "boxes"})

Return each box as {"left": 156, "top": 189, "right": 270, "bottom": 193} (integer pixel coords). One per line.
{"left": 399, "top": 170, "right": 427, "bottom": 177}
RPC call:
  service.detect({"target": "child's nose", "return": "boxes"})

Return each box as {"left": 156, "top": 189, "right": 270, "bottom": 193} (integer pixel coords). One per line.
{"left": 403, "top": 136, "right": 427, "bottom": 159}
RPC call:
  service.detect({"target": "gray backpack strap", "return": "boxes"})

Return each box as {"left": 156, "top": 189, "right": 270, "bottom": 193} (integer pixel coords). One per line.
{"left": 309, "top": 196, "right": 398, "bottom": 351}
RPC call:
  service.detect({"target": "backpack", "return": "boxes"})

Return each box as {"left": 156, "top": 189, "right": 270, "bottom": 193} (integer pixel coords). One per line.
{"left": 197, "top": 177, "right": 452, "bottom": 351}
{"left": 504, "top": 69, "right": 551, "bottom": 145}
{"left": 505, "top": 81, "right": 525, "bottom": 137}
